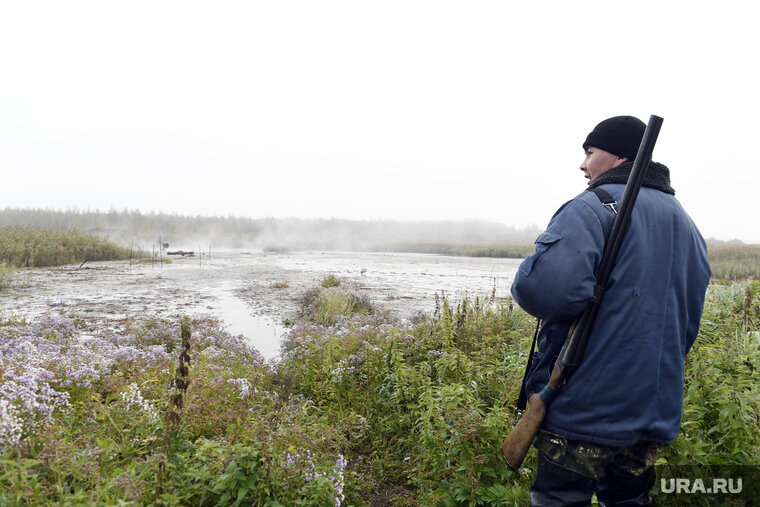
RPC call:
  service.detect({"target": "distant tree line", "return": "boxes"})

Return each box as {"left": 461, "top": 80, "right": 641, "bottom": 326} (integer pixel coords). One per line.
{"left": 0, "top": 208, "right": 269, "bottom": 250}
{"left": 0, "top": 207, "right": 539, "bottom": 255}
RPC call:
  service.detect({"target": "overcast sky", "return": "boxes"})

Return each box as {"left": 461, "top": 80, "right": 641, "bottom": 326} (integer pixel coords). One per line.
{"left": 1, "top": 1, "right": 758, "bottom": 243}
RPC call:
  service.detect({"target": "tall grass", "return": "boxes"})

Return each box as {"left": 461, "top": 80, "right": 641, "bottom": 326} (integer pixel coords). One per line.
{"left": 298, "top": 275, "right": 375, "bottom": 326}
{"left": 1, "top": 278, "right": 758, "bottom": 504}
{"left": 378, "top": 242, "right": 536, "bottom": 259}
{"left": 0, "top": 226, "right": 133, "bottom": 268}
{"left": 707, "top": 244, "right": 760, "bottom": 281}
{"left": 0, "top": 262, "right": 13, "bottom": 289}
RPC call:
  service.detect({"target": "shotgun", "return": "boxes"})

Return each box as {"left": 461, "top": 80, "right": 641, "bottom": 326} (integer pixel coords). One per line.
{"left": 500, "top": 114, "right": 664, "bottom": 470}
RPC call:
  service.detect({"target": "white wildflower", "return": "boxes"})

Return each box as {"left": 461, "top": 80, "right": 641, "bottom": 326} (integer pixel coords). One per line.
{"left": 121, "top": 383, "right": 159, "bottom": 423}
{"left": 0, "top": 399, "right": 23, "bottom": 449}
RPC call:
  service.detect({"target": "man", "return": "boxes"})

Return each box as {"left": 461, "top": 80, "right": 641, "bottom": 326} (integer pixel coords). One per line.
{"left": 510, "top": 116, "right": 710, "bottom": 506}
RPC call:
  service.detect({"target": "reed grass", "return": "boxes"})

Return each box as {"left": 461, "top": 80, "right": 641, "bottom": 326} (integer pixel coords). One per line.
{"left": 299, "top": 277, "right": 374, "bottom": 326}
{"left": 0, "top": 226, "right": 133, "bottom": 268}
{"left": 0, "top": 262, "right": 13, "bottom": 289}
{"left": 381, "top": 242, "right": 535, "bottom": 259}
{"left": 707, "top": 244, "right": 760, "bottom": 281}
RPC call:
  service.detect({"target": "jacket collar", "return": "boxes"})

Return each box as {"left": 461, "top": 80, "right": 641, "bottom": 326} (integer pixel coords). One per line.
{"left": 588, "top": 161, "right": 676, "bottom": 195}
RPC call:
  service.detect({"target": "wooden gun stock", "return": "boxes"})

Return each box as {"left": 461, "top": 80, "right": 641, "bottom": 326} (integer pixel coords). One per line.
{"left": 501, "top": 364, "right": 563, "bottom": 470}
{"left": 501, "top": 393, "right": 545, "bottom": 470}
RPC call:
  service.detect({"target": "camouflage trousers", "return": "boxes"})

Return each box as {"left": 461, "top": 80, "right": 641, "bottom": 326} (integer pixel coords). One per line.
{"left": 530, "top": 430, "right": 663, "bottom": 506}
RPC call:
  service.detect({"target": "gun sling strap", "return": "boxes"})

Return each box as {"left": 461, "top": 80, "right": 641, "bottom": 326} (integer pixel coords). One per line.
{"left": 515, "top": 187, "right": 617, "bottom": 411}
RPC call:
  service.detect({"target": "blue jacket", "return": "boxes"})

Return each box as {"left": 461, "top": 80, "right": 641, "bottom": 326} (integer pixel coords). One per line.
{"left": 511, "top": 171, "right": 710, "bottom": 446}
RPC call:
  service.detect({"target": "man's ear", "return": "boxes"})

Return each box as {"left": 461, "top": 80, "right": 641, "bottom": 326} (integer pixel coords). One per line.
{"left": 612, "top": 157, "right": 628, "bottom": 168}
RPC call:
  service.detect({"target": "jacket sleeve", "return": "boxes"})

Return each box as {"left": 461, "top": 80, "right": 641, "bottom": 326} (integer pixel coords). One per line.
{"left": 511, "top": 196, "right": 607, "bottom": 321}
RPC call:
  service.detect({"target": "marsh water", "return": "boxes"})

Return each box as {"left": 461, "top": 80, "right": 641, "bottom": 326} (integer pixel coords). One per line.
{"left": 0, "top": 251, "right": 523, "bottom": 360}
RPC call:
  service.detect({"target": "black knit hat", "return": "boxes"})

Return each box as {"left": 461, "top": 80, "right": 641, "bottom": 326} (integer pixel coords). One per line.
{"left": 583, "top": 116, "right": 646, "bottom": 160}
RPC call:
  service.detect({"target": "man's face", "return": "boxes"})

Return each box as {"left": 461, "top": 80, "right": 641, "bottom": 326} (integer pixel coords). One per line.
{"left": 580, "top": 147, "right": 626, "bottom": 185}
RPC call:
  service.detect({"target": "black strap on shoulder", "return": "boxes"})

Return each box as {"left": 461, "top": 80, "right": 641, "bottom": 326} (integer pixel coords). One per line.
{"left": 588, "top": 187, "right": 618, "bottom": 215}
{"left": 516, "top": 318, "right": 542, "bottom": 411}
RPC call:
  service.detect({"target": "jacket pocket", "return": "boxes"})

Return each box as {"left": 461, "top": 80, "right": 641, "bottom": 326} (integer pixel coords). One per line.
{"left": 519, "top": 230, "right": 563, "bottom": 277}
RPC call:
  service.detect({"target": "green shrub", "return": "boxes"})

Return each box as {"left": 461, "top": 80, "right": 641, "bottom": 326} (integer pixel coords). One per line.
{"left": 320, "top": 274, "right": 342, "bottom": 288}
{"left": 299, "top": 281, "right": 374, "bottom": 327}
{"left": 663, "top": 281, "right": 760, "bottom": 465}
